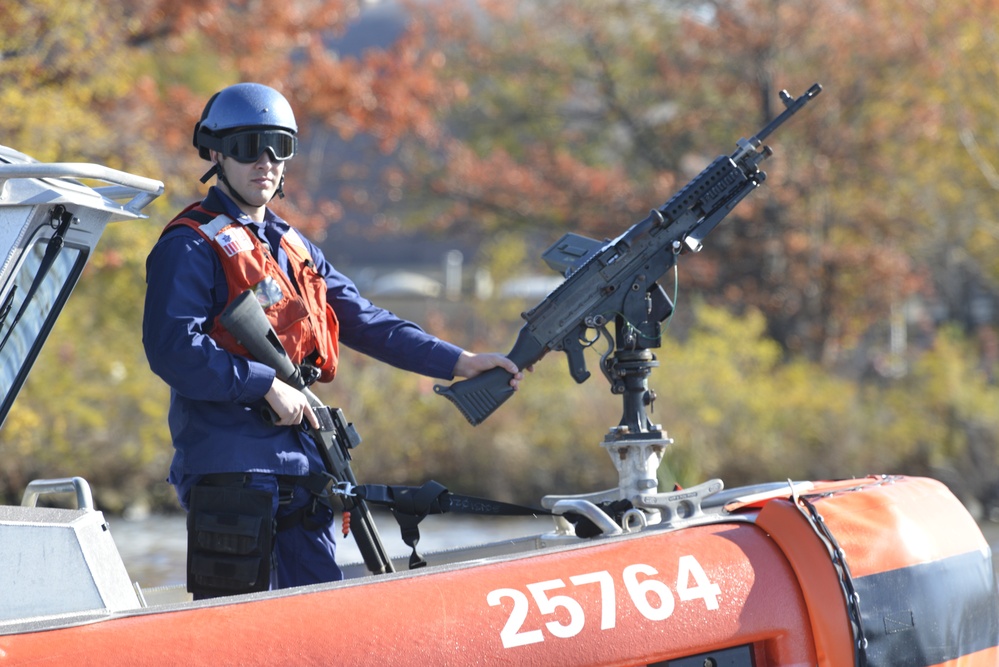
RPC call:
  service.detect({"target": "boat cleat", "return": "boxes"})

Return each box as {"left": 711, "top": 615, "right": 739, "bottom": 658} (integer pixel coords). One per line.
{"left": 635, "top": 477, "right": 725, "bottom": 527}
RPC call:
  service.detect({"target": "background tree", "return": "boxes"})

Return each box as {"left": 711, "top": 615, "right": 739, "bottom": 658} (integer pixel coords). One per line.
{"left": 0, "top": 0, "right": 464, "bottom": 507}
{"left": 1, "top": 0, "right": 998, "bottom": 512}
{"left": 397, "top": 0, "right": 999, "bottom": 369}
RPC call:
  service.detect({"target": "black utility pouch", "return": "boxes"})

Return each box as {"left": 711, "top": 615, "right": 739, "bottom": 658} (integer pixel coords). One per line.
{"left": 187, "top": 483, "right": 273, "bottom": 598}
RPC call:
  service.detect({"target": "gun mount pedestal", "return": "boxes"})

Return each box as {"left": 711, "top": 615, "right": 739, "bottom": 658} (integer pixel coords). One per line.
{"left": 542, "top": 348, "right": 723, "bottom": 534}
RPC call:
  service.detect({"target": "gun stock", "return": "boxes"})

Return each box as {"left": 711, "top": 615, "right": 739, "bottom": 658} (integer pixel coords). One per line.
{"left": 218, "top": 290, "right": 304, "bottom": 386}
{"left": 220, "top": 290, "right": 395, "bottom": 575}
{"left": 434, "top": 327, "right": 547, "bottom": 425}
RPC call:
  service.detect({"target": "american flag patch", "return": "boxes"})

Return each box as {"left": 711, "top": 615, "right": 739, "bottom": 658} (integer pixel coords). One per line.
{"left": 214, "top": 226, "right": 254, "bottom": 257}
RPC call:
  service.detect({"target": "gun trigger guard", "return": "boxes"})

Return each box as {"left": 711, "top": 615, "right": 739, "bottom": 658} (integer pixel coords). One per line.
{"left": 596, "top": 325, "right": 615, "bottom": 384}
{"left": 579, "top": 326, "right": 600, "bottom": 348}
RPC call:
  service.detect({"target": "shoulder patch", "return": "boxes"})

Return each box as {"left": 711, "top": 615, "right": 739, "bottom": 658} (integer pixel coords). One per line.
{"left": 197, "top": 213, "right": 234, "bottom": 238}
{"left": 285, "top": 229, "right": 308, "bottom": 250}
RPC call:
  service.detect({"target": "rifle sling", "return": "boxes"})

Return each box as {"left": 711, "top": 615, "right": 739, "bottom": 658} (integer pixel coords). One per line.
{"left": 353, "top": 481, "right": 552, "bottom": 569}
{"left": 354, "top": 481, "right": 550, "bottom": 518}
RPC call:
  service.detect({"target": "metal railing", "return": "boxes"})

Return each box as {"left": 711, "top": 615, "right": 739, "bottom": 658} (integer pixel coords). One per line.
{"left": 0, "top": 162, "right": 164, "bottom": 215}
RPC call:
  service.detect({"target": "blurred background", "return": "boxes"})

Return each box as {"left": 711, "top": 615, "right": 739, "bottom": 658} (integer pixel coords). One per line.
{"left": 3, "top": 0, "right": 999, "bottom": 523}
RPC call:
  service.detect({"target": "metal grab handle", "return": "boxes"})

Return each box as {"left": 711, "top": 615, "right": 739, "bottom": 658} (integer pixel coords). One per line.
{"left": 551, "top": 499, "right": 623, "bottom": 536}
{"left": 20, "top": 476, "right": 95, "bottom": 511}
{"left": 0, "top": 162, "right": 164, "bottom": 214}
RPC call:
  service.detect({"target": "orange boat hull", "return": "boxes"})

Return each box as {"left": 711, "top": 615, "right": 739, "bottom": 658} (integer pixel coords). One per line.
{"left": 2, "top": 476, "right": 996, "bottom": 666}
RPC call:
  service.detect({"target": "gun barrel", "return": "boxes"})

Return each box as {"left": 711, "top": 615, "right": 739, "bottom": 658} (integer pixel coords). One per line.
{"left": 751, "top": 82, "right": 822, "bottom": 145}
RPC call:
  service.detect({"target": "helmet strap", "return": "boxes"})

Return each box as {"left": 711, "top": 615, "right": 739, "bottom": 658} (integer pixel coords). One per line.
{"left": 199, "top": 163, "right": 220, "bottom": 184}
{"left": 215, "top": 161, "right": 255, "bottom": 208}
{"left": 214, "top": 156, "right": 287, "bottom": 206}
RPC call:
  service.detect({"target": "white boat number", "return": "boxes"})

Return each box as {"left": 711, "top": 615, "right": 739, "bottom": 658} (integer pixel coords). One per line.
{"left": 486, "top": 555, "right": 721, "bottom": 649}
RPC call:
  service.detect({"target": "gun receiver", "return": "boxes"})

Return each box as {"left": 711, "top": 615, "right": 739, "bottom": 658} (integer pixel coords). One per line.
{"left": 220, "top": 290, "right": 395, "bottom": 575}
{"left": 435, "top": 83, "right": 822, "bottom": 426}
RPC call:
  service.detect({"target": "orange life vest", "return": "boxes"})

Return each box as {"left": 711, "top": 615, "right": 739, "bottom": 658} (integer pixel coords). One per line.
{"left": 164, "top": 202, "right": 339, "bottom": 382}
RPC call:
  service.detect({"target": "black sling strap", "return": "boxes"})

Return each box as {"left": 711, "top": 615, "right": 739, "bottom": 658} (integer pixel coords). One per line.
{"left": 352, "top": 481, "right": 551, "bottom": 569}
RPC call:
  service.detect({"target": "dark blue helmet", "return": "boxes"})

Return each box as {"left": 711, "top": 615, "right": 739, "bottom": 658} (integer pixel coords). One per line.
{"left": 193, "top": 83, "right": 298, "bottom": 161}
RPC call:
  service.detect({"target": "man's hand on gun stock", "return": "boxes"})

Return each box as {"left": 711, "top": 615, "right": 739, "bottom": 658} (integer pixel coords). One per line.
{"left": 264, "top": 352, "right": 526, "bottom": 428}
{"left": 453, "top": 351, "right": 529, "bottom": 390}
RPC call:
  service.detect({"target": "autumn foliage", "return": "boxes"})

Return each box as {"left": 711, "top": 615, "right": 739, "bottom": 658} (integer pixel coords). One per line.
{"left": 1, "top": 0, "right": 998, "bottom": 513}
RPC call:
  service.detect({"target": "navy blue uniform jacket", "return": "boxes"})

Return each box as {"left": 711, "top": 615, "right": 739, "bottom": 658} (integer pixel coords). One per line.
{"left": 143, "top": 188, "right": 462, "bottom": 491}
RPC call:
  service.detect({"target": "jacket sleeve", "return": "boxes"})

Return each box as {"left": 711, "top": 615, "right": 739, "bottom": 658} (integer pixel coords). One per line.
{"left": 295, "top": 232, "right": 463, "bottom": 379}
{"left": 143, "top": 227, "right": 276, "bottom": 403}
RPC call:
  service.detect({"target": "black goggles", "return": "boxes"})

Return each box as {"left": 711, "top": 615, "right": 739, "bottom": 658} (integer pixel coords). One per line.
{"left": 220, "top": 130, "right": 297, "bottom": 163}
